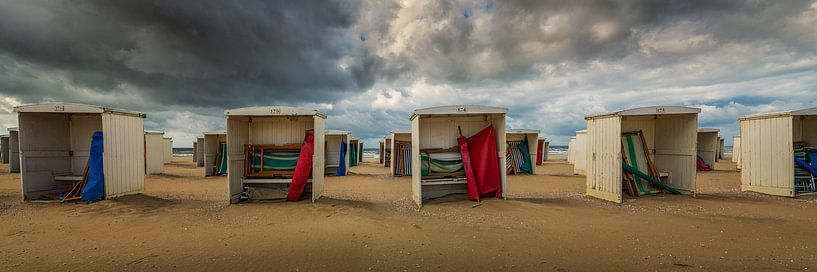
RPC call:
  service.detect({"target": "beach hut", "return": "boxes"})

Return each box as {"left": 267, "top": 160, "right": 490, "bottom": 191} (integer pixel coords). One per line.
{"left": 717, "top": 137, "right": 725, "bottom": 161}
{"left": 536, "top": 138, "right": 549, "bottom": 165}
{"left": 379, "top": 140, "right": 385, "bottom": 165}
{"left": 225, "top": 106, "right": 326, "bottom": 203}
{"left": 144, "top": 131, "right": 165, "bottom": 174}
{"left": 573, "top": 130, "right": 588, "bottom": 175}
{"left": 697, "top": 128, "right": 720, "bottom": 170}
{"left": 506, "top": 129, "right": 539, "bottom": 175}
{"left": 192, "top": 140, "right": 198, "bottom": 163}
{"left": 732, "top": 135, "right": 741, "bottom": 169}
{"left": 203, "top": 131, "right": 227, "bottom": 176}
{"left": 349, "top": 137, "right": 360, "bottom": 167}
{"left": 8, "top": 128, "right": 19, "bottom": 173}
{"left": 14, "top": 102, "right": 146, "bottom": 201}
{"left": 738, "top": 108, "right": 817, "bottom": 196}
{"left": 1, "top": 134, "right": 8, "bottom": 164}
{"left": 585, "top": 106, "right": 700, "bottom": 203}
{"left": 383, "top": 136, "right": 392, "bottom": 168}
{"left": 567, "top": 137, "right": 577, "bottom": 164}
{"left": 162, "top": 137, "right": 173, "bottom": 164}
{"left": 410, "top": 105, "right": 507, "bottom": 207}
{"left": 359, "top": 141, "right": 365, "bottom": 163}
{"left": 196, "top": 136, "right": 204, "bottom": 167}
{"left": 325, "top": 130, "right": 350, "bottom": 176}
{"left": 389, "top": 130, "right": 412, "bottom": 176}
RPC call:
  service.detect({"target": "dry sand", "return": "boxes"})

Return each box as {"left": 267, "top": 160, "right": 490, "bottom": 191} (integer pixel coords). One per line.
{"left": 1, "top": 156, "right": 816, "bottom": 271}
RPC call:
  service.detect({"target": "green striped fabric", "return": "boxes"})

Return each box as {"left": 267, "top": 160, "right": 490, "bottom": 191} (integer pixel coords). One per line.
{"left": 251, "top": 151, "right": 300, "bottom": 171}
{"left": 421, "top": 154, "right": 464, "bottom": 176}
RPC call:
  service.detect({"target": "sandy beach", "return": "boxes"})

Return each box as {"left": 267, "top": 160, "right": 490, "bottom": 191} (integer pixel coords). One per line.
{"left": 1, "top": 156, "right": 815, "bottom": 271}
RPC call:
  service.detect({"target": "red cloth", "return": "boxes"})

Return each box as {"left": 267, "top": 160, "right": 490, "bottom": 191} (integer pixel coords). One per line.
{"left": 468, "top": 125, "right": 502, "bottom": 198}
{"left": 458, "top": 136, "right": 480, "bottom": 201}
{"left": 287, "top": 130, "right": 315, "bottom": 201}
{"left": 536, "top": 140, "right": 544, "bottom": 166}
{"left": 696, "top": 156, "right": 712, "bottom": 171}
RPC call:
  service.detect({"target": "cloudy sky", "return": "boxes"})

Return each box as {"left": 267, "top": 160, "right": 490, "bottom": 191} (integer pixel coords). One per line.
{"left": 1, "top": 0, "right": 816, "bottom": 147}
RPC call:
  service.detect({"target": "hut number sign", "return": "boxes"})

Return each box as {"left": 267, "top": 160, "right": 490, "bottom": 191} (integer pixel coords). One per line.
{"left": 457, "top": 107, "right": 467, "bottom": 113}
{"left": 54, "top": 105, "right": 65, "bottom": 111}
{"left": 655, "top": 107, "right": 665, "bottom": 113}
{"left": 270, "top": 108, "right": 281, "bottom": 114}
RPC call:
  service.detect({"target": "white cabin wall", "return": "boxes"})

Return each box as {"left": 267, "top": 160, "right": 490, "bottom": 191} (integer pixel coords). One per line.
{"left": 653, "top": 114, "right": 698, "bottom": 193}
{"left": 145, "top": 134, "right": 165, "bottom": 174}
{"left": 227, "top": 116, "right": 249, "bottom": 203}
{"left": 740, "top": 115, "right": 794, "bottom": 196}
{"left": 18, "top": 113, "right": 72, "bottom": 198}
{"left": 697, "top": 132, "right": 719, "bottom": 167}
{"left": 70, "top": 115, "right": 102, "bottom": 175}
{"left": 250, "top": 116, "right": 313, "bottom": 145}
{"left": 585, "top": 116, "right": 623, "bottom": 203}
{"left": 101, "top": 113, "right": 145, "bottom": 198}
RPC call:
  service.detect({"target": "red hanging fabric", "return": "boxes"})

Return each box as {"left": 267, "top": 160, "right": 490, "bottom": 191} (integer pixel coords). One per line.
{"left": 287, "top": 130, "right": 315, "bottom": 201}
{"left": 457, "top": 136, "right": 480, "bottom": 202}
{"left": 536, "top": 140, "right": 544, "bottom": 166}
{"left": 468, "top": 125, "right": 502, "bottom": 198}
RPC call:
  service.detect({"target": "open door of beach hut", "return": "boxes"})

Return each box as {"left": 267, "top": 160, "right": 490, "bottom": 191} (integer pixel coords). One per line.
{"left": 389, "top": 130, "right": 411, "bottom": 177}
{"left": 226, "top": 106, "right": 326, "bottom": 203}
{"left": 325, "top": 130, "right": 350, "bottom": 176}
{"left": 14, "top": 102, "right": 145, "bottom": 202}
{"left": 410, "top": 105, "right": 507, "bottom": 207}
{"left": 573, "top": 130, "right": 587, "bottom": 175}
{"left": 697, "top": 128, "right": 720, "bottom": 170}
{"left": 506, "top": 129, "right": 539, "bottom": 175}
{"left": 204, "top": 131, "right": 227, "bottom": 176}
{"left": 8, "top": 128, "right": 19, "bottom": 173}
{"left": 586, "top": 106, "right": 699, "bottom": 203}
{"left": 145, "top": 131, "right": 165, "bottom": 174}
{"left": 739, "top": 108, "right": 817, "bottom": 197}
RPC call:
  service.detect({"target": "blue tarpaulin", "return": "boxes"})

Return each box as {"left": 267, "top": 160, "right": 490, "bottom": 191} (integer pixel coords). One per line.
{"left": 81, "top": 131, "right": 104, "bottom": 201}
{"left": 336, "top": 140, "right": 347, "bottom": 176}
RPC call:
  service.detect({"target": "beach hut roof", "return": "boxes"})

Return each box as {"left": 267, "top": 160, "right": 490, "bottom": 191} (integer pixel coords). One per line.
{"left": 14, "top": 102, "right": 145, "bottom": 118}
{"left": 145, "top": 130, "right": 165, "bottom": 135}
{"left": 697, "top": 128, "right": 720, "bottom": 133}
{"left": 8, "top": 127, "right": 17, "bottom": 132}
{"left": 391, "top": 130, "right": 411, "bottom": 134}
{"left": 326, "top": 130, "right": 350, "bottom": 135}
{"left": 586, "top": 106, "right": 700, "bottom": 119}
{"left": 225, "top": 106, "right": 326, "bottom": 118}
{"left": 203, "top": 131, "right": 227, "bottom": 135}
{"left": 738, "top": 107, "right": 817, "bottom": 121}
{"left": 507, "top": 129, "right": 540, "bottom": 134}
{"left": 410, "top": 105, "right": 507, "bottom": 120}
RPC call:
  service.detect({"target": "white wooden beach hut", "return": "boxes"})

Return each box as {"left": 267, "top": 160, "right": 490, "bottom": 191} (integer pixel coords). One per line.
{"left": 739, "top": 108, "right": 817, "bottom": 197}
{"left": 162, "top": 137, "right": 173, "bottom": 164}
{"left": 14, "top": 102, "right": 146, "bottom": 201}
{"left": 718, "top": 137, "right": 725, "bottom": 161}
{"left": 585, "top": 106, "right": 700, "bottom": 203}
{"left": 8, "top": 128, "right": 19, "bottom": 173}
{"left": 203, "top": 131, "right": 227, "bottom": 176}
{"left": 697, "top": 128, "right": 720, "bottom": 169}
{"left": 378, "top": 140, "right": 385, "bottom": 165}
{"left": 389, "top": 130, "right": 411, "bottom": 176}
{"left": 1, "top": 134, "right": 8, "bottom": 164}
{"left": 732, "top": 135, "right": 741, "bottom": 169}
{"left": 144, "top": 131, "right": 165, "bottom": 174}
{"left": 410, "top": 105, "right": 507, "bottom": 207}
{"left": 567, "top": 137, "right": 577, "bottom": 164}
{"left": 325, "top": 130, "right": 350, "bottom": 176}
{"left": 192, "top": 140, "right": 198, "bottom": 163}
{"left": 383, "top": 136, "right": 392, "bottom": 168}
{"left": 573, "top": 130, "right": 588, "bottom": 175}
{"left": 225, "top": 106, "right": 326, "bottom": 203}
{"left": 506, "top": 129, "right": 539, "bottom": 175}
{"left": 536, "top": 138, "right": 549, "bottom": 165}
{"left": 196, "top": 136, "right": 204, "bottom": 167}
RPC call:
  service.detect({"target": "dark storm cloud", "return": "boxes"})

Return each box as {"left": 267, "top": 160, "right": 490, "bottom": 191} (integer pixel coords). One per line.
{"left": 0, "top": 0, "right": 374, "bottom": 109}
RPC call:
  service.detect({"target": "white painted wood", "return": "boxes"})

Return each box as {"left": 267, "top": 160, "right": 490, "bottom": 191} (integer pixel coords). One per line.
{"left": 203, "top": 132, "right": 226, "bottom": 176}
{"left": 101, "top": 113, "right": 145, "bottom": 199}
{"left": 8, "top": 128, "right": 19, "bottom": 173}
{"left": 507, "top": 129, "right": 539, "bottom": 174}
{"left": 325, "top": 130, "right": 349, "bottom": 175}
{"left": 573, "top": 130, "right": 587, "bottom": 175}
{"left": 697, "top": 129, "right": 720, "bottom": 168}
{"left": 0, "top": 135, "right": 8, "bottom": 164}
{"left": 411, "top": 106, "right": 507, "bottom": 207}
{"left": 585, "top": 106, "right": 700, "bottom": 203}
{"left": 196, "top": 137, "right": 205, "bottom": 166}
{"left": 162, "top": 138, "right": 173, "bottom": 164}
{"left": 739, "top": 114, "right": 795, "bottom": 197}
{"left": 224, "top": 107, "right": 326, "bottom": 204}
{"left": 145, "top": 131, "right": 165, "bottom": 174}
{"left": 389, "top": 131, "right": 411, "bottom": 176}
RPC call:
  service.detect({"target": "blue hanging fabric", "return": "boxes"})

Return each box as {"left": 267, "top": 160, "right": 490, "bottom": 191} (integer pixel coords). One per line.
{"left": 81, "top": 131, "right": 105, "bottom": 201}
{"left": 336, "top": 140, "right": 347, "bottom": 176}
